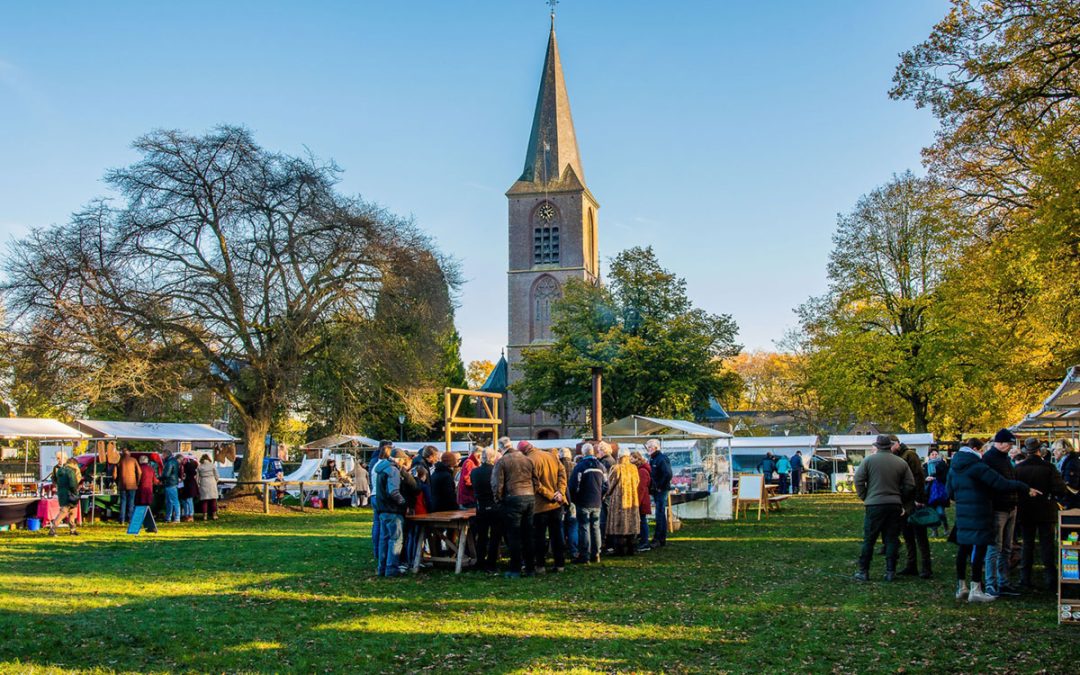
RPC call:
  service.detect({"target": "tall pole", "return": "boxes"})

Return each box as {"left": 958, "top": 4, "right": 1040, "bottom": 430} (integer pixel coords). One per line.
{"left": 591, "top": 367, "right": 602, "bottom": 441}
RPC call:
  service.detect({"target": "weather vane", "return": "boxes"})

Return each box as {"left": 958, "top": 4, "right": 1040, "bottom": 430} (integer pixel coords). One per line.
{"left": 547, "top": 0, "right": 558, "bottom": 20}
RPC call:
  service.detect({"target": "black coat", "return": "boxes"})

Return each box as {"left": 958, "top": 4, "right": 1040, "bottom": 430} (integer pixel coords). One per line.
{"left": 569, "top": 456, "right": 607, "bottom": 509}
{"left": 470, "top": 463, "right": 496, "bottom": 509}
{"left": 1014, "top": 455, "right": 1068, "bottom": 525}
{"left": 649, "top": 451, "right": 673, "bottom": 494}
{"left": 429, "top": 464, "right": 458, "bottom": 513}
{"left": 981, "top": 447, "right": 1018, "bottom": 512}
{"left": 947, "top": 450, "right": 1028, "bottom": 546}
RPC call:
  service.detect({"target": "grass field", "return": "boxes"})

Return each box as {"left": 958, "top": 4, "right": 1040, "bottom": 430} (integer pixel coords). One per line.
{"left": 0, "top": 494, "right": 1073, "bottom": 674}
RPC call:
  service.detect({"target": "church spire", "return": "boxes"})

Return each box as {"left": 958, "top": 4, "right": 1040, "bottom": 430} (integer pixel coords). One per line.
{"left": 517, "top": 20, "right": 585, "bottom": 187}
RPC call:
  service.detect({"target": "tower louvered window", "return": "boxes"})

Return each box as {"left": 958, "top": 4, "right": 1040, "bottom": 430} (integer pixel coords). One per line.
{"left": 533, "top": 225, "right": 560, "bottom": 264}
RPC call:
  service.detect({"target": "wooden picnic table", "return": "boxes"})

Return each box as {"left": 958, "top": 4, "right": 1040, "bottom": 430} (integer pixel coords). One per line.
{"left": 224, "top": 480, "right": 341, "bottom": 514}
{"left": 406, "top": 508, "right": 476, "bottom": 574}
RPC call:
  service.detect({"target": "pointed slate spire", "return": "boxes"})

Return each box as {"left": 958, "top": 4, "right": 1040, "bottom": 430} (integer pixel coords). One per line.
{"left": 518, "top": 22, "right": 585, "bottom": 187}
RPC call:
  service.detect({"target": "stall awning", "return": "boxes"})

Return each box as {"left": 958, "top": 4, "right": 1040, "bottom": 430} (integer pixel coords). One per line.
{"left": 730, "top": 435, "right": 819, "bottom": 449}
{"left": 603, "top": 415, "right": 732, "bottom": 439}
{"left": 0, "top": 418, "right": 89, "bottom": 440}
{"left": 74, "top": 420, "right": 237, "bottom": 442}
{"left": 1042, "top": 365, "right": 1080, "bottom": 410}
{"left": 826, "top": 433, "right": 934, "bottom": 448}
{"left": 301, "top": 434, "right": 380, "bottom": 451}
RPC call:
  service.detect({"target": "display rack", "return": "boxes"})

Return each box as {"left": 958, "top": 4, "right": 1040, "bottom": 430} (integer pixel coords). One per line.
{"left": 1059, "top": 509, "right": 1080, "bottom": 625}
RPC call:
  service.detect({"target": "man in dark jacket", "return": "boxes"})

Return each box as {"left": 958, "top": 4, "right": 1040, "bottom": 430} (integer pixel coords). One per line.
{"left": 853, "top": 435, "right": 915, "bottom": 582}
{"left": 791, "top": 450, "right": 804, "bottom": 494}
{"left": 493, "top": 441, "right": 540, "bottom": 577}
{"left": 894, "top": 440, "right": 932, "bottom": 578}
{"left": 470, "top": 449, "right": 501, "bottom": 572}
{"left": 1014, "top": 438, "right": 1069, "bottom": 589}
{"left": 569, "top": 443, "right": 608, "bottom": 563}
{"left": 647, "top": 439, "right": 673, "bottom": 548}
{"left": 373, "top": 450, "right": 408, "bottom": 577}
{"left": 161, "top": 450, "right": 181, "bottom": 524}
{"left": 757, "top": 452, "right": 778, "bottom": 484}
{"left": 982, "top": 429, "right": 1022, "bottom": 596}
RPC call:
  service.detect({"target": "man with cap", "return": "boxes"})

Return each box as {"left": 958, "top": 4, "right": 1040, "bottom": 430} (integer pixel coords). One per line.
{"left": 853, "top": 434, "right": 916, "bottom": 582}
{"left": 892, "top": 437, "right": 932, "bottom": 579}
{"left": 1014, "top": 437, "right": 1069, "bottom": 590}
{"left": 982, "top": 428, "right": 1023, "bottom": 596}
{"left": 369, "top": 441, "right": 394, "bottom": 568}
{"left": 492, "top": 440, "right": 541, "bottom": 577}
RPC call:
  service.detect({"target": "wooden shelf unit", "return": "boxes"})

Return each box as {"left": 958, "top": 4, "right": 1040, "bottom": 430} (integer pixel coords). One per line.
{"left": 1059, "top": 509, "right": 1080, "bottom": 625}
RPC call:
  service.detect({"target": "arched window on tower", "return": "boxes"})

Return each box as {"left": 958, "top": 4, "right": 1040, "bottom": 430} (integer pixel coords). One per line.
{"left": 533, "top": 202, "right": 560, "bottom": 265}
{"left": 585, "top": 208, "right": 595, "bottom": 273}
{"left": 532, "top": 275, "right": 561, "bottom": 341}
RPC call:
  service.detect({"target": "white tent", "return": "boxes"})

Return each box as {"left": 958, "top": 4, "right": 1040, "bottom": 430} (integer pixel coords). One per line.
{"left": 826, "top": 433, "right": 935, "bottom": 458}
{"left": 301, "top": 434, "right": 380, "bottom": 451}
{"left": 74, "top": 420, "right": 237, "bottom": 443}
{"left": 729, "top": 435, "right": 818, "bottom": 473}
{"left": 0, "top": 418, "right": 88, "bottom": 440}
{"left": 603, "top": 415, "right": 733, "bottom": 521}
{"left": 1010, "top": 366, "right": 1080, "bottom": 443}
{"left": 394, "top": 441, "right": 473, "bottom": 454}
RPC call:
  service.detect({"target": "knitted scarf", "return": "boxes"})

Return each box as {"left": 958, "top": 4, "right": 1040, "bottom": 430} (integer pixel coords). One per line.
{"left": 614, "top": 455, "right": 640, "bottom": 510}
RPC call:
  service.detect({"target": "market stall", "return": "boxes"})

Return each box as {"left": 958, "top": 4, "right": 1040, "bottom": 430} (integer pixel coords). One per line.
{"left": 0, "top": 418, "right": 89, "bottom": 529}
{"left": 823, "top": 433, "right": 934, "bottom": 492}
{"left": 602, "top": 415, "right": 733, "bottom": 521}
{"left": 1010, "top": 365, "right": 1080, "bottom": 446}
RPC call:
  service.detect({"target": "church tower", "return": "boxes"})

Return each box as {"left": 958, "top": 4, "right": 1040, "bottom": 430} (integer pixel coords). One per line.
{"left": 504, "top": 18, "right": 599, "bottom": 439}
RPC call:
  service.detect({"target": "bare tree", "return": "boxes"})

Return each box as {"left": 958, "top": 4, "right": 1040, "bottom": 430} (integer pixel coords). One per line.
{"left": 3, "top": 126, "right": 447, "bottom": 485}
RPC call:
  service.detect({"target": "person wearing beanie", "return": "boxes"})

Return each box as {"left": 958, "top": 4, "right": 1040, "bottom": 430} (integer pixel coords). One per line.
{"left": 981, "top": 428, "right": 1023, "bottom": 596}
{"left": 430, "top": 451, "right": 460, "bottom": 513}
{"left": 853, "top": 435, "right": 916, "bottom": 582}
{"left": 1014, "top": 438, "right": 1068, "bottom": 589}
{"left": 947, "top": 433, "right": 1038, "bottom": 603}
{"left": 492, "top": 440, "right": 541, "bottom": 577}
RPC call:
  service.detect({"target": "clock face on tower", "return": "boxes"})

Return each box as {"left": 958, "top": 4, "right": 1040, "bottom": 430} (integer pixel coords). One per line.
{"left": 537, "top": 203, "right": 556, "bottom": 224}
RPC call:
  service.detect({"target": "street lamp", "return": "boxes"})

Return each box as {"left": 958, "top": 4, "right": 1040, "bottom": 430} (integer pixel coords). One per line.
{"left": 398, "top": 414, "right": 406, "bottom": 442}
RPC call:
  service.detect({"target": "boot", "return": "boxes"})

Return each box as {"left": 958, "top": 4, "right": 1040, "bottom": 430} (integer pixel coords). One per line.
{"left": 854, "top": 569, "right": 869, "bottom": 582}
{"left": 1019, "top": 570, "right": 1033, "bottom": 589}
{"left": 955, "top": 580, "right": 969, "bottom": 601}
{"left": 968, "top": 583, "right": 996, "bottom": 603}
{"left": 47, "top": 526, "right": 57, "bottom": 537}
{"left": 919, "top": 559, "right": 932, "bottom": 580}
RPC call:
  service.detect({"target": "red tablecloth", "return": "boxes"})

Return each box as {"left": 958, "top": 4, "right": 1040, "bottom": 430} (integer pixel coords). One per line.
{"left": 35, "top": 498, "right": 83, "bottom": 525}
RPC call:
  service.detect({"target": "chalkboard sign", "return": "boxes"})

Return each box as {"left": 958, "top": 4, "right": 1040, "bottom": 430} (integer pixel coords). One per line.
{"left": 126, "top": 505, "right": 158, "bottom": 535}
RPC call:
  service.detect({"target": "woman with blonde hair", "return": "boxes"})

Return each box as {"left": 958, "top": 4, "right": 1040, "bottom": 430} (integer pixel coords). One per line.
{"left": 604, "top": 449, "right": 640, "bottom": 555}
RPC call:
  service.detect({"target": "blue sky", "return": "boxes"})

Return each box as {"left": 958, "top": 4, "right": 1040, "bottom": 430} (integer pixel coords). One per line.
{"left": 0, "top": 0, "right": 946, "bottom": 364}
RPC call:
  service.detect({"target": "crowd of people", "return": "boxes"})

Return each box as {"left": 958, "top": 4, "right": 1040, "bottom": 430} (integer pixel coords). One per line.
{"left": 853, "top": 430, "right": 1080, "bottom": 604}
{"left": 757, "top": 450, "right": 806, "bottom": 494}
{"left": 365, "top": 437, "right": 674, "bottom": 578}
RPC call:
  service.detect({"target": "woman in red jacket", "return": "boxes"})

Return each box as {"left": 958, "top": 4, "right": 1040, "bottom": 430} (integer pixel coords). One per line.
{"left": 631, "top": 451, "right": 652, "bottom": 552}
{"left": 135, "top": 455, "right": 159, "bottom": 507}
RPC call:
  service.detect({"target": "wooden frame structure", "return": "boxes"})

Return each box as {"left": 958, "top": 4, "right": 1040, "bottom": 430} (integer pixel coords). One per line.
{"left": 444, "top": 387, "right": 502, "bottom": 450}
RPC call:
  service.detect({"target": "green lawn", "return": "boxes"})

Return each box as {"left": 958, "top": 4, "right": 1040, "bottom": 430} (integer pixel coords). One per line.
{"left": 0, "top": 494, "right": 1072, "bottom": 674}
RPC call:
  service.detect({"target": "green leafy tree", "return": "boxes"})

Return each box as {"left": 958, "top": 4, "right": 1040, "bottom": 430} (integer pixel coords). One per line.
{"left": 512, "top": 246, "right": 741, "bottom": 428}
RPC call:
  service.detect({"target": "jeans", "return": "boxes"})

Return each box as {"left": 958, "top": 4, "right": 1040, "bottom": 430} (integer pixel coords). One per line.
{"left": 163, "top": 486, "right": 180, "bottom": 522}
{"left": 474, "top": 505, "right": 502, "bottom": 570}
{"left": 858, "top": 504, "right": 902, "bottom": 572}
{"left": 984, "top": 508, "right": 1016, "bottom": 593}
{"left": 404, "top": 522, "right": 421, "bottom": 570}
{"left": 533, "top": 507, "right": 566, "bottom": 569}
{"left": 778, "top": 473, "right": 790, "bottom": 495}
{"left": 563, "top": 506, "right": 579, "bottom": 559}
{"left": 371, "top": 510, "right": 383, "bottom": 568}
{"left": 639, "top": 513, "right": 650, "bottom": 547}
{"left": 119, "top": 490, "right": 136, "bottom": 523}
{"left": 577, "top": 506, "right": 601, "bottom": 561}
{"left": 501, "top": 495, "right": 535, "bottom": 574}
{"left": 377, "top": 512, "right": 404, "bottom": 577}
{"left": 653, "top": 490, "right": 670, "bottom": 544}
{"left": 180, "top": 497, "right": 194, "bottom": 518}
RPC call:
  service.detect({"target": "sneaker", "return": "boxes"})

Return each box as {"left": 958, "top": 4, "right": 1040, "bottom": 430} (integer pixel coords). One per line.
{"left": 853, "top": 570, "right": 869, "bottom": 582}
{"left": 553, "top": 566, "right": 565, "bottom": 573}
{"left": 47, "top": 529, "right": 57, "bottom": 537}
{"left": 535, "top": 566, "right": 547, "bottom": 575}
{"left": 968, "top": 583, "right": 997, "bottom": 603}
{"left": 504, "top": 571, "right": 521, "bottom": 579}
{"left": 636, "top": 544, "right": 652, "bottom": 553}
{"left": 70, "top": 529, "right": 79, "bottom": 536}
{"left": 884, "top": 571, "right": 896, "bottom": 582}
{"left": 997, "top": 585, "right": 1021, "bottom": 597}
{"left": 955, "top": 580, "right": 969, "bottom": 601}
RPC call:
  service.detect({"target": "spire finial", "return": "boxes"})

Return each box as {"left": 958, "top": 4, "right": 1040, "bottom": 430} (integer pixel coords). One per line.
{"left": 547, "top": 0, "right": 558, "bottom": 24}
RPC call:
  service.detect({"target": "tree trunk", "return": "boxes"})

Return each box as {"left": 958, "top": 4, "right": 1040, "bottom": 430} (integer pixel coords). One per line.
{"left": 235, "top": 415, "right": 271, "bottom": 492}
{"left": 910, "top": 396, "right": 929, "bottom": 433}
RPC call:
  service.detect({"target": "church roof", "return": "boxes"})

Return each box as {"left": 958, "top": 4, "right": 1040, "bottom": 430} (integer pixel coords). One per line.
{"left": 697, "top": 396, "right": 730, "bottom": 421}
{"left": 512, "top": 22, "right": 586, "bottom": 191}
{"left": 479, "top": 356, "right": 508, "bottom": 393}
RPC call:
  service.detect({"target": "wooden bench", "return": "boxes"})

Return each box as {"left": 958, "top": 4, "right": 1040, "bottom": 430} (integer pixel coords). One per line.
{"left": 768, "top": 494, "right": 791, "bottom": 511}
{"left": 407, "top": 509, "right": 476, "bottom": 574}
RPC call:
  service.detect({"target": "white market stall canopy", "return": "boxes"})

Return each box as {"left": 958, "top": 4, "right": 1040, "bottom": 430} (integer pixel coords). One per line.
{"left": 826, "top": 433, "right": 935, "bottom": 458}
{"left": 603, "top": 415, "right": 732, "bottom": 440}
{"left": 74, "top": 420, "right": 238, "bottom": 443}
{"left": 395, "top": 441, "right": 474, "bottom": 454}
{"left": 302, "top": 434, "right": 380, "bottom": 451}
{"left": 1011, "top": 366, "right": 1080, "bottom": 434}
{"left": 0, "top": 418, "right": 89, "bottom": 440}
{"left": 730, "top": 436, "right": 818, "bottom": 452}
{"left": 1043, "top": 365, "right": 1080, "bottom": 410}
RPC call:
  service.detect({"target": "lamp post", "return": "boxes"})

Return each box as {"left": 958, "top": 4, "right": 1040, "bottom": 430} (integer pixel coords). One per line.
{"left": 591, "top": 366, "right": 603, "bottom": 442}
{"left": 398, "top": 414, "right": 406, "bottom": 443}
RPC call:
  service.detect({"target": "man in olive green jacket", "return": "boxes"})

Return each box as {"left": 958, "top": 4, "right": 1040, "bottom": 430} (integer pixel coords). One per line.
{"left": 853, "top": 435, "right": 915, "bottom": 582}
